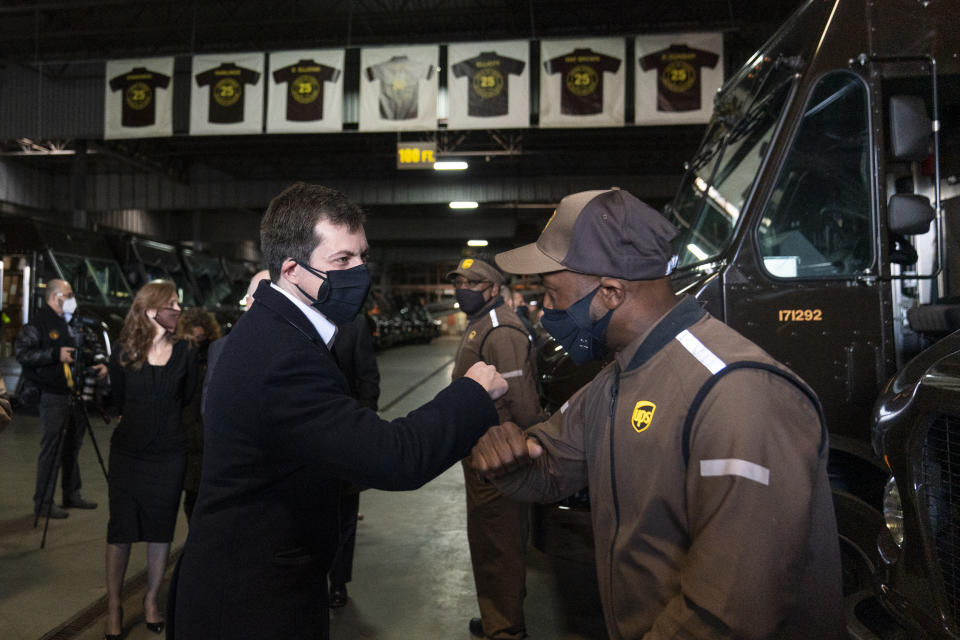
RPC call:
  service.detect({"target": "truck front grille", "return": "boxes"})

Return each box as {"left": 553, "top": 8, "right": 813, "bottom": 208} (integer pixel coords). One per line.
{"left": 922, "top": 414, "right": 960, "bottom": 626}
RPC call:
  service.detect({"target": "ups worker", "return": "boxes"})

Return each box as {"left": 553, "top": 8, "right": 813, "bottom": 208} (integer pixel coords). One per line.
{"left": 448, "top": 256, "right": 543, "bottom": 640}
{"left": 471, "top": 190, "right": 843, "bottom": 639}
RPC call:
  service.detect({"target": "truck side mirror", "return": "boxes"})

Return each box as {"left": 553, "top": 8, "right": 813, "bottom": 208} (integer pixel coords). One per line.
{"left": 889, "top": 95, "right": 931, "bottom": 161}
{"left": 888, "top": 193, "right": 934, "bottom": 235}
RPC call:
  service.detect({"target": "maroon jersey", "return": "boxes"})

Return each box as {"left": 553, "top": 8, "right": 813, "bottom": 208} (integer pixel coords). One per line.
{"left": 272, "top": 60, "right": 341, "bottom": 122}
{"left": 108, "top": 67, "right": 171, "bottom": 128}
{"left": 544, "top": 48, "right": 621, "bottom": 115}
{"left": 640, "top": 44, "right": 719, "bottom": 112}
{"left": 451, "top": 51, "right": 525, "bottom": 117}
{"left": 195, "top": 62, "right": 261, "bottom": 124}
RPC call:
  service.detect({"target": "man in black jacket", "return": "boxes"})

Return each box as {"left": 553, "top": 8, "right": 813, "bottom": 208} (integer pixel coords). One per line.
{"left": 15, "top": 279, "right": 100, "bottom": 519}
{"left": 172, "top": 183, "right": 507, "bottom": 640}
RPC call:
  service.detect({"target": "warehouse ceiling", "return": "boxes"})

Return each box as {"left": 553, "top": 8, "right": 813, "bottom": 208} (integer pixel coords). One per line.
{"left": 0, "top": 0, "right": 805, "bottom": 258}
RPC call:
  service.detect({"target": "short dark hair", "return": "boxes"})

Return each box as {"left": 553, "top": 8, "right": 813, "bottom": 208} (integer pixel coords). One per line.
{"left": 260, "top": 182, "right": 366, "bottom": 281}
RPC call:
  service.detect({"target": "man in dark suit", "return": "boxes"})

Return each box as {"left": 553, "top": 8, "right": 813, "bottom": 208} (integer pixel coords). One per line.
{"left": 172, "top": 183, "right": 506, "bottom": 640}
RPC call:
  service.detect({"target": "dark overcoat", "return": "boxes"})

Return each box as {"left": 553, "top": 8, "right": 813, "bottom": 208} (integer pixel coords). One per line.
{"left": 172, "top": 281, "right": 497, "bottom": 639}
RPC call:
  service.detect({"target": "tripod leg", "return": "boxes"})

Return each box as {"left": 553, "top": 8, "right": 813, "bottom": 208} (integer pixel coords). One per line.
{"left": 77, "top": 400, "right": 109, "bottom": 481}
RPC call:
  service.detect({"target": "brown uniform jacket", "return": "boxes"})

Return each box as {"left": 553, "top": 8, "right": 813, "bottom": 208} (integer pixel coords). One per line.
{"left": 453, "top": 298, "right": 545, "bottom": 503}
{"left": 494, "top": 296, "right": 843, "bottom": 639}
{"left": 0, "top": 377, "right": 11, "bottom": 432}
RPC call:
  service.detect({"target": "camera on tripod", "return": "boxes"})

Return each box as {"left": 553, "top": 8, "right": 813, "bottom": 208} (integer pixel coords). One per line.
{"left": 69, "top": 315, "right": 110, "bottom": 404}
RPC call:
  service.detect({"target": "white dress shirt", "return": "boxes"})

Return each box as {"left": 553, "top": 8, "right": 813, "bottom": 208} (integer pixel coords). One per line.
{"left": 270, "top": 283, "right": 337, "bottom": 347}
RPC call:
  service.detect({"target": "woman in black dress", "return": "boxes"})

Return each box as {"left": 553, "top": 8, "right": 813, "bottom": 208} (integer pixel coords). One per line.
{"left": 104, "top": 280, "right": 195, "bottom": 639}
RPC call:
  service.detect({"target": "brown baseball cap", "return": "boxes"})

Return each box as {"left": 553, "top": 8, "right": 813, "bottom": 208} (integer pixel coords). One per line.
{"left": 495, "top": 189, "right": 679, "bottom": 279}
{"left": 446, "top": 257, "right": 505, "bottom": 285}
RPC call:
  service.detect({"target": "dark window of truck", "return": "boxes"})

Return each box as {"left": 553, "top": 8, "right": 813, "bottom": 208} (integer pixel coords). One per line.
{"left": 757, "top": 71, "right": 874, "bottom": 278}
{"left": 668, "top": 55, "right": 796, "bottom": 268}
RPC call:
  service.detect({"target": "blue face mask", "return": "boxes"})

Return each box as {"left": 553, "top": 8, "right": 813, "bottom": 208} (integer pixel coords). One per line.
{"left": 540, "top": 286, "right": 613, "bottom": 365}
{"left": 295, "top": 261, "right": 371, "bottom": 325}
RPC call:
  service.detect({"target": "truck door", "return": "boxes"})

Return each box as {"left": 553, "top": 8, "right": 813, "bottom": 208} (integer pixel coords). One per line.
{"left": 724, "top": 70, "right": 891, "bottom": 446}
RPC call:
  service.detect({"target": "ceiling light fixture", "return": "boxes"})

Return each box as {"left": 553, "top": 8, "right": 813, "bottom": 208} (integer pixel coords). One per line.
{"left": 434, "top": 161, "right": 468, "bottom": 171}
{"left": 449, "top": 201, "right": 479, "bottom": 209}
{"left": 467, "top": 239, "right": 488, "bottom": 247}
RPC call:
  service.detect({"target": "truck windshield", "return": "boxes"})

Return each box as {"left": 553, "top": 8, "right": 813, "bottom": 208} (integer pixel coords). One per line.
{"left": 182, "top": 252, "right": 233, "bottom": 307}
{"left": 134, "top": 242, "right": 197, "bottom": 307}
{"left": 50, "top": 252, "right": 133, "bottom": 307}
{"left": 667, "top": 54, "right": 799, "bottom": 268}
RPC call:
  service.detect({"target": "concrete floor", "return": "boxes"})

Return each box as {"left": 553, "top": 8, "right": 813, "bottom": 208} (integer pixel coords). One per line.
{"left": 0, "top": 336, "right": 606, "bottom": 639}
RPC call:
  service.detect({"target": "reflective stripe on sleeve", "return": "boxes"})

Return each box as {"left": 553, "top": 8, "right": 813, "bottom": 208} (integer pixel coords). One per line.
{"left": 560, "top": 401, "right": 570, "bottom": 414}
{"left": 700, "top": 458, "right": 770, "bottom": 486}
{"left": 501, "top": 369, "right": 523, "bottom": 379}
{"left": 489, "top": 309, "right": 499, "bottom": 327}
{"left": 676, "top": 329, "right": 726, "bottom": 374}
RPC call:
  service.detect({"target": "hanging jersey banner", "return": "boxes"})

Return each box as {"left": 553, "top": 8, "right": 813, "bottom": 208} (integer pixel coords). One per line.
{"left": 190, "top": 52, "right": 265, "bottom": 135}
{"left": 540, "top": 38, "right": 624, "bottom": 128}
{"left": 636, "top": 33, "right": 723, "bottom": 125}
{"left": 360, "top": 45, "right": 438, "bottom": 132}
{"left": 447, "top": 40, "right": 528, "bottom": 131}
{"left": 104, "top": 57, "right": 174, "bottom": 139}
{"left": 267, "top": 49, "right": 344, "bottom": 133}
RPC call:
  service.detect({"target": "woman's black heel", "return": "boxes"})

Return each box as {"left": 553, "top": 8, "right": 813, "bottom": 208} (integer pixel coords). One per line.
{"left": 143, "top": 597, "right": 164, "bottom": 634}
{"left": 104, "top": 606, "right": 123, "bottom": 640}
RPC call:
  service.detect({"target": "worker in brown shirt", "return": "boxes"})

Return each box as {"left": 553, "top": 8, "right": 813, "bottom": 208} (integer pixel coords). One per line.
{"left": 0, "top": 377, "right": 11, "bottom": 432}
{"left": 471, "top": 189, "right": 843, "bottom": 639}
{"left": 449, "top": 255, "right": 544, "bottom": 640}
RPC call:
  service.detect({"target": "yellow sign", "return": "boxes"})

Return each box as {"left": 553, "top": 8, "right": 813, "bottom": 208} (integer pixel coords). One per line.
{"left": 397, "top": 142, "right": 437, "bottom": 169}
{"left": 631, "top": 401, "right": 656, "bottom": 433}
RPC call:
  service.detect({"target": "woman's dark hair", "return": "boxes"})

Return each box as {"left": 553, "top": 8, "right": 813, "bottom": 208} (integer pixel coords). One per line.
{"left": 260, "top": 182, "right": 366, "bottom": 281}
{"left": 176, "top": 307, "right": 222, "bottom": 344}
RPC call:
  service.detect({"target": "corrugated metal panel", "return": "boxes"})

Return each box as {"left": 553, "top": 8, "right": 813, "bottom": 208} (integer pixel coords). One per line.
{"left": 38, "top": 61, "right": 103, "bottom": 139}
{"left": 87, "top": 208, "right": 165, "bottom": 236}
{"left": 0, "top": 65, "right": 44, "bottom": 139}
{"left": 0, "top": 62, "right": 103, "bottom": 139}
{"left": 0, "top": 158, "right": 54, "bottom": 210}
{"left": 70, "top": 170, "right": 678, "bottom": 212}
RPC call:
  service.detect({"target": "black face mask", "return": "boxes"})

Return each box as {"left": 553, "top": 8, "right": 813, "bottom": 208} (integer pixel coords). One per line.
{"left": 154, "top": 307, "right": 181, "bottom": 334}
{"left": 294, "top": 261, "right": 371, "bottom": 325}
{"left": 455, "top": 286, "right": 490, "bottom": 316}
{"left": 540, "top": 287, "right": 613, "bottom": 365}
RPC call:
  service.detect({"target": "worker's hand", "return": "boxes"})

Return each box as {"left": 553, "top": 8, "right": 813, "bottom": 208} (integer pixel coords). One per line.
{"left": 60, "top": 347, "right": 75, "bottom": 363}
{"left": 464, "top": 362, "right": 508, "bottom": 400}
{"left": 93, "top": 363, "right": 108, "bottom": 380}
{"left": 471, "top": 421, "right": 543, "bottom": 479}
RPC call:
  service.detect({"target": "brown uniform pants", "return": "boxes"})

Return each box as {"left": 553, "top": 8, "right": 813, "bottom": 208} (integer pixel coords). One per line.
{"left": 463, "top": 459, "right": 529, "bottom": 640}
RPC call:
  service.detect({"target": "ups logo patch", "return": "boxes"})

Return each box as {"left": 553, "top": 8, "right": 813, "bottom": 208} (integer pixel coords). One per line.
{"left": 468, "top": 330, "right": 477, "bottom": 341}
{"left": 631, "top": 401, "right": 656, "bottom": 433}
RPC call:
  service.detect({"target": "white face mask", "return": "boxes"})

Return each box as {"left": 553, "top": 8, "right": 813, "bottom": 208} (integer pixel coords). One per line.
{"left": 61, "top": 297, "right": 77, "bottom": 317}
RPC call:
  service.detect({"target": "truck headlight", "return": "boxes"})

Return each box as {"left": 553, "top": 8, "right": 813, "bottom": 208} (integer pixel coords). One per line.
{"left": 883, "top": 476, "right": 904, "bottom": 548}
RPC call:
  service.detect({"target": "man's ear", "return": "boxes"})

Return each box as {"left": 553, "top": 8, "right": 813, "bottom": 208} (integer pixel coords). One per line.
{"left": 280, "top": 258, "right": 299, "bottom": 285}
{"left": 597, "top": 277, "right": 626, "bottom": 311}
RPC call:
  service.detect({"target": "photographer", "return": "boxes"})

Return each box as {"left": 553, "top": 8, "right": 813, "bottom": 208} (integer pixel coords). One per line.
{"left": 14, "top": 279, "right": 105, "bottom": 520}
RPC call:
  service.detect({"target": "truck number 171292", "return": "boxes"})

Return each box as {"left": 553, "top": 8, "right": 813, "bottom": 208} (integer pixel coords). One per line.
{"left": 778, "top": 309, "right": 823, "bottom": 322}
